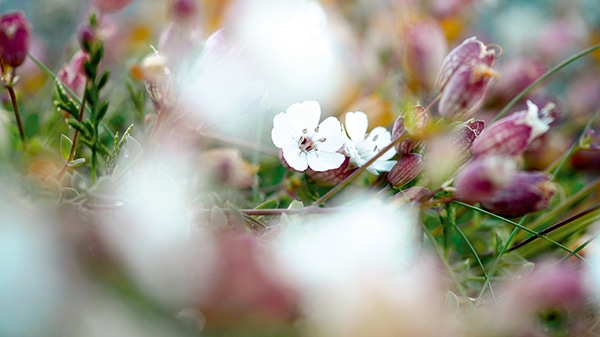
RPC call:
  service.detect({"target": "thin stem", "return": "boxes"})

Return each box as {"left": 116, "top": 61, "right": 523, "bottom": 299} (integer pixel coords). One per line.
{"left": 200, "top": 131, "right": 279, "bottom": 156}
{"left": 507, "top": 202, "right": 600, "bottom": 252}
{"left": 493, "top": 42, "right": 600, "bottom": 122}
{"left": 4, "top": 68, "right": 26, "bottom": 148}
{"left": 313, "top": 134, "right": 404, "bottom": 206}
{"left": 57, "top": 79, "right": 89, "bottom": 179}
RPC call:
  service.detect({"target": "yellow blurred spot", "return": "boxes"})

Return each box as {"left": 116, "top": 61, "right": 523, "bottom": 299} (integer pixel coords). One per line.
{"left": 342, "top": 94, "right": 394, "bottom": 129}
{"left": 439, "top": 16, "right": 467, "bottom": 42}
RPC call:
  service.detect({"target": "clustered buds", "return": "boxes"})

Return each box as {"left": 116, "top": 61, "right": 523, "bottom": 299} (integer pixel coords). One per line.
{"left": 436, "top": 37, "right": 500, "bottom": 121}
{"left": 0, "top": 11, "right": 31, "bottom": 69}
{"left": 454, "top": 101, "right": 556, "bottom": 217}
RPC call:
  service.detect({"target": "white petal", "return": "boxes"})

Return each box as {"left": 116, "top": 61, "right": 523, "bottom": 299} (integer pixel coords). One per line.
{"left": 307, "top": 151, "right": 345, "bottom": 172}
{"left": 368, "top": 127, "right": 396, "bottom": 160}
{"left": 369, "top": 159, "right": 397, "bottom": 173}
{"left": 282, "top": 148, "right": 308, "bottom": 171}
{"left": 272, "top": 113, "right": 300, "bottom": 149}
{"left": 285, "top": 100, "right": 321, "bottom": 132}
{"left": 344, "top": 111, "right": 368, "bottom": 142}
{"left": 315, "top": 116, "right": 345, "bottom": 152}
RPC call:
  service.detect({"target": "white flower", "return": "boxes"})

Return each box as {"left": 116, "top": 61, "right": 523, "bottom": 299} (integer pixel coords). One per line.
{"left": 271, "top": 101, "right": 346, "bottom": 172}
{"left": 344, "top": 111, "right": 396, "bottom": 174}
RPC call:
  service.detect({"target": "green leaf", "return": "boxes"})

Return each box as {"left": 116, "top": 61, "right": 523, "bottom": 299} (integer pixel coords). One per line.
{"left": 24, "top": 113, "right": 39, "bottom": 139}
{"left": 254, "top": 199, "right": 279, "bottom": 209}
{"left": 67, "top": 119, "right": 91, "bottom": 139}
{"left": 60, "top": 134, "right": 73, "bottom": 161}
{"left": 84, "top": 61, "right": 96, "bottom": 80}
{"left": 96, "top": 101, "right": 109, "bottom": 122}
{"left": 98, "top": 70, "right": 110, "bottom": 89}
{"left": 55, "top": 81, "right": 70, "bottom": 103}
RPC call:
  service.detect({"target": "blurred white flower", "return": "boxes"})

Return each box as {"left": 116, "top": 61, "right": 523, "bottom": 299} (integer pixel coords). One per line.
{"left": 343, "top": 111, "right": 396, "bottom": 174}
{"left": 271, "top": 100, "right": 346, "bottom": 172}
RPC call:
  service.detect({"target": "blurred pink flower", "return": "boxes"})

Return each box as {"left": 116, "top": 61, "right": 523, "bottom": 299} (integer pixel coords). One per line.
{"left": 92, "top": 0, "right": 134, "bottom": 13}
{"left": 57, "top": 51, "right": 89, "bottom": 98}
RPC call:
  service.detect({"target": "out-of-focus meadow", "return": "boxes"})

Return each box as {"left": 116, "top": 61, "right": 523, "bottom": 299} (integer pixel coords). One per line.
{"left": 1, "top": 0, "right": 600, "bottom": 336}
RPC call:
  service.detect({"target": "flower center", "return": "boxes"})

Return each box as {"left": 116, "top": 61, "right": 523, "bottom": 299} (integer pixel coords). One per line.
{"left": 299, "top": 136, "right": 315, "bottom": 152}
{"left": 298, "top": 128, "right": 326, "bottom": 153}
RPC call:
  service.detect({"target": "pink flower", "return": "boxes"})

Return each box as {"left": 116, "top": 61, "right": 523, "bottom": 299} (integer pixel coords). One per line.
{"left": 0, "top": 11, "right": 31, "bottom": 68}
{"left": 57, "top": 51, "right": 88, "bottom": 98}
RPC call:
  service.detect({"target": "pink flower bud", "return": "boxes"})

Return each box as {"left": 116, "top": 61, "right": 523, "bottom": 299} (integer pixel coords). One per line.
{"left": 394, "top": 186, "right": 431, "bottom": 204}
{"left": 172, "top": 0, "right": 198, "bottom": 21}
{"left": 454, "top": 156, "right": 517, "bottom": 204}
{"left": 92, "top": 0, "right": 134, "bottom": 13}
{"left": 401, "top": 18, "right": 448, "bottom": 90}
{"left": 0, "top": 11, "right": 32, "bottom": 68}
{"left": 387, "top": 153, "right": 423, "bottom": 187}
{"left": 480, "top": 171, "right": 555, "bottom": 217}
{"left": 472, "top": 101, "right": 552, "bottom": 157}
{"left": 449, "top": 118, "right": 485, "bottom": 163}
{"left": 436, "top": 36, "right": 498, "bottom": 92}
{"left": 438, "top": 63, "right": 498, "bottom": 121}
{"left": 392, "top": 105, "right": 429, "bottom": 154}
{"left": 57, "top": 51, "right": 89, "bottom": 97}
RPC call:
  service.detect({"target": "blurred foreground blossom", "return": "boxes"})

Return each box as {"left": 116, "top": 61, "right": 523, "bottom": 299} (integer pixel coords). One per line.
{"left": 464, "top": 262, "right": 588, "bottom": 337}
{"left": 272, "top": 199, "right": 447, "bottom": 337}
{"left": 271, "top": 100, "right": 345, "bottom": 172}
{"left": 96, "top": 161, "right": 216, "bottom": 306}
{"left": 0, "top": 199, "right": 68, "bottom": 336}
{"left": 343, "top": 111, "right": 396, "bottom": 174}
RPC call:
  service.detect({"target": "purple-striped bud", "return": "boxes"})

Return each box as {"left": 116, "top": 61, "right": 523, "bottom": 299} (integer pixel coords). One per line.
{"left": 401, "top": 18, "right": 448, "bottom": 90}
{"left": 387, "top": 153, "right": 423, "bottom": 187}
{"left": 450, "top": 118, "right": 485, "bottom": 163}
{"left": 454, "top": 156, "right": 517, "bottom": 204}
{"left": 307, "top": 156, "right": 357, "bottom": 186}
{"left": 438, "top": 64, "right": 498, "bottom": 121}
{"left": 480, "top": 171, "right": 555, "bottom": 217}
{"left": 394, "top": 186, "right": 431, "bottom": 204}
{"left": 436, "top": 36, "right": 498, "bottom": 92}
{"left": 392, "top": 105, "right": 429, "bottom": 154}
{"left": 0, "top": 11, "right": 31, "bottom": 68}
{"left": 472, "top": 101, "right": 552, "bottom": 157}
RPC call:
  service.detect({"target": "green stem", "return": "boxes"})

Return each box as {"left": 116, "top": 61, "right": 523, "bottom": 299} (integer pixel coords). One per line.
{"left": 493, "top": 42, "right": 600, "bottom": 122}
{"left": 57, "top": 79, "right": 89, "bottom": 179}
{"left": 447, "top": 203, "right": 495, "bottom": 300}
